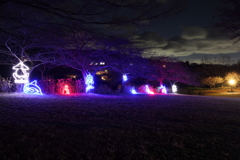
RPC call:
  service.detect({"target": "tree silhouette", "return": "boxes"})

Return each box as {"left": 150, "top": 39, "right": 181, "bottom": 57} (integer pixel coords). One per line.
{"left": 0, "top": 29, "right": 58, "bottom": 74}
{"left": 0, "top": 0, "right": 186, "bottom": 37}
{"left": 149, "top": 56, "right": 199, "bottom": 86}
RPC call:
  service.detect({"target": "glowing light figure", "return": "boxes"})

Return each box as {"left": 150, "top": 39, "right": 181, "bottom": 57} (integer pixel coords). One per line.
{"left": 159, "top": 85, "right": 167, "bottom": 94}
{"left": 123, "top": 74, "right": 128, "bottom": 82}
{"left": 12, "top": 62, "right": 29, "bottom": 83}
{"left": 63, "top": 84, "right": 70, "bottom": 94}
{"left": 145, "top": 85, "right": 154, "bottom": 94}
{"left": 172, "top": 84, "right": 177, "bottom": 93}
{"left": 85, "top": 74, "right": 94, "bottom": 92}
{"left": 23, "top": 80, "right": 42, "bottom": 95}
{"left": 131, "top": 88, "right": 137, "bottom": 94}
{"left": 162, "top": 86, "right": 167, "bottom": 94}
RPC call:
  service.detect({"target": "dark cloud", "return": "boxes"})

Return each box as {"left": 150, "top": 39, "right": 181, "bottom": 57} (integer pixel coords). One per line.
{"left": 181, "top": 26, "right": 208, "bottom": 40}
{"left": 134, "top": 26, "right": 240, "bottom": 63}
{"left": 134, "top": 31, "right": 168, "bottom": 47}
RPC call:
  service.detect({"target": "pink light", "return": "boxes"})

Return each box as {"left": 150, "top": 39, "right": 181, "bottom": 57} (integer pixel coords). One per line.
{"left": 63, "top": 84, "right": 70, "bottom": 94}
{"left": 145, "top": 85, "right": 154, "bottom": 94}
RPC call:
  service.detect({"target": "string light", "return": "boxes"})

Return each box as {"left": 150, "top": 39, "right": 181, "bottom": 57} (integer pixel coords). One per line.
{"left": 23, "top": 80, "right": 43, "bottom": 95}
{"left": 12, "top": 62, "right": 29, "bottom": 83}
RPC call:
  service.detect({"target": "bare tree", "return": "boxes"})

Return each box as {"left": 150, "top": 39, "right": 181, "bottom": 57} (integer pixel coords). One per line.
{"left": 57, "top": 31, "right": 134, "bottom": 81}
{"left": 149, "top": 56, "right": 199, "bottom": 86}
{"left": 200, "top": 55, "right": 233, "bottom": 78}
{"left": 0, "top": 0, "right": 186, "bottom": 37}
{"left": 0, "top": 29, "right": 58, "bottom": 74}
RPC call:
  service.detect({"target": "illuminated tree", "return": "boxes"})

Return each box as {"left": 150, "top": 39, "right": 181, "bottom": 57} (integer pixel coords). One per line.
{"left": 106, "top": 52, "right": 148, "bottom": 93}
{"left": 201, "top": 77, "right": 224, "bottom": 88}
{"left": 57, "top": 32, "right": 132, "bottom": 81}
{"left": 149, "top": 56, "right": 199, "bottom": 86}
{"left": 0, "top": 0, "right": 187, "bottom": 90}
{"left": 0, "top": 29, "right": 58, "bottom": 74}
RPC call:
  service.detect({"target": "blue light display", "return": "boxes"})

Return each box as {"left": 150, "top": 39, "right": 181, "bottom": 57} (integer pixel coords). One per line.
{"left": 23, "top": 80, "right": 43, "bottom": 95}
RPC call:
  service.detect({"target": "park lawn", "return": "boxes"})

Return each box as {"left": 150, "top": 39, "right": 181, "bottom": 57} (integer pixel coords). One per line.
{"left": 0, "top": 93, "right": 239, "bottom": 160}
{"left": 196, "top": 87, "right": 240, "bottom": 98}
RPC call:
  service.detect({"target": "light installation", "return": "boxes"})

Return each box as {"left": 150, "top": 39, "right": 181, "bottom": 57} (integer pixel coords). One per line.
{"left": 85, "top": 74, "right": 94, "bottom": 92}
{"left": 131, "top": 87, "right": 137, "bottom": 94}
{"left": 123, "top": 74, "right": 128, "bottom": 82}
{"left": 160, "top": 85, "right": 167, "bottom": 94}
{"left": 23, "top": 80, "right": 43, "bottom": 95}
{"left": 145, "top": 85, "right": 154, "bottom": 94}
{"left": 63, "top": 84, "right": 70, "bottom": 94}
{"left": 12, "top": 62, "right": 30, "bottom": 83}
{"left": 172, "top": 84, "right": 177, "bottom": 93}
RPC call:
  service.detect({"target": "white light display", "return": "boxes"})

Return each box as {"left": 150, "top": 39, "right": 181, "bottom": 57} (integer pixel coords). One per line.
{"left": 162, "top": 86, "right": 167, "bottom": 94}
{"left": 159, "top": 85, "right": 167, "bottom": 94}
{"left": 12, "top": 62, "right": 30, "bottom": 83}
{"left": 172, "top": 84, "right": 177, "bottom": 93}
{"left": 23, "top": 80, "right": 43, "bottom": 95}
{"left": 131, "top": 88, "right": 137, "bottom": 94}
{"left": 123, "top": 74, "right": 128, "bottom": 82}
{"left": 145, "top": 85, "right": 154, "bottom": 94}
{"left": 85, "top": 74, "right": 94, "bottom": 92}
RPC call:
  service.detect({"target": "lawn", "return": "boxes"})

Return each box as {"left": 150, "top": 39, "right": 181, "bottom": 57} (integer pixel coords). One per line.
{"left": 0, "top": 93, "right": 239, "bottom": 160}
{"left": 195, "top": 87, "right": 240, "bottom": 98}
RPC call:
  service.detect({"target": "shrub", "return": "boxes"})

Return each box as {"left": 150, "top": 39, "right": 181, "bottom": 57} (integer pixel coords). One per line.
{"left": 0, "top": 76, "right": 13, "bottom": 92}
{"left": 178, "top": 88, "right": 205, "bottom": 95}
{"left": 94, "top": 84, "right": 113, "bottom": 94}
{"left": 39, "top": 78, "right": 56, "bottom": 94}
{"left": 39, "top": 78, "right": 85, "bottom": 94}
{"left": 137, "top": 85, "right": 155, "bottom": 93}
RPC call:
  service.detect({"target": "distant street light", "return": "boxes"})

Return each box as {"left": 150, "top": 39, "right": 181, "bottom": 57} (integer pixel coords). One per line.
{"left": 229, "top": 79, "right": 235, "bottom": 92}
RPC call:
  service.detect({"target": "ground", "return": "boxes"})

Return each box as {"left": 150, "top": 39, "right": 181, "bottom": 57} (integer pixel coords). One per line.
{"left": 0, "top": 92, "right": 239, "bottom": 160}
{"left": 195, "top": 87, "right": 240, "bottom": 98}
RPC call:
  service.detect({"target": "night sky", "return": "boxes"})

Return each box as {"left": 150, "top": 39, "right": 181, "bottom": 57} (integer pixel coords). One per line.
{"left": 133, "top": 0, "right": 240, "bottom": 63}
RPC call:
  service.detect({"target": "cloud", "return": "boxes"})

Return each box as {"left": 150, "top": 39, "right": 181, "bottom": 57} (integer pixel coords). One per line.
{"left": 181, "top": 26, "right": 208, "bottom": 40}
{"left": 134, "top": 31, "right": 168, "bottom": 47}
{"left": 134, "top": 26, "right": 240, "bottom": 63}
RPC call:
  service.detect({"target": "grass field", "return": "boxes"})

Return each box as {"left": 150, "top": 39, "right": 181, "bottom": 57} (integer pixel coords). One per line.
{"left": 0, "top": 93, "right": 239, "bottom": 160}
{"left": 194, "top": 87, "right": 240, "bottom": 98}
